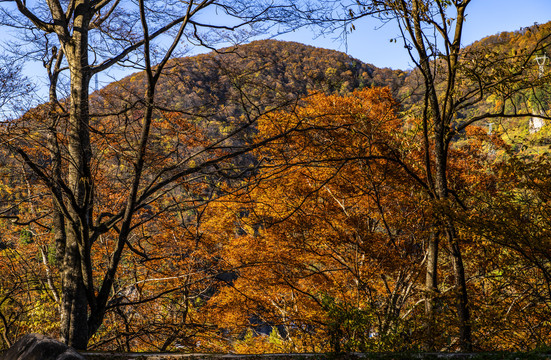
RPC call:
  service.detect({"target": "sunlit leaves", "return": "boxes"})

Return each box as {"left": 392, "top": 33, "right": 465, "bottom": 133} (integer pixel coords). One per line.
{"left": 208, "top": 88, "right": 429, "bottom": 352}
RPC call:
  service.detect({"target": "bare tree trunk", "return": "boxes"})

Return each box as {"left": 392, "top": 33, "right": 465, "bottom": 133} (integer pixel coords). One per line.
{"left": 450, "top": 233, "right": 472, "bottom": 351}
{"left": 434, "top": 134, "right": 472, "bottom": 351}
{"left": 435, "top": 146, "right": 471, "bottom": 350}
{"left": 409, "top": 0, "right": 472, "bottom": 348}
{"left": 60, "top": 7, "right": 94, "bottom": 349}
{"left": 59, "top": 231, "right": 89, "bottom": 350}
{"left": 424, "top": 229, "right": 439, "bottom": 350}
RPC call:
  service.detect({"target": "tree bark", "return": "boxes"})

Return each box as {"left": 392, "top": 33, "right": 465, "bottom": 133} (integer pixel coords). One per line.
{"left": 424, "top": 229, "right": 439, "bottom": 350}
{"left": 59, "top": 231, "right": 89, "bottom": 350}
{"left": 59, "top": 3, "right": 94, "bottom": 349}
{"left": 407, "top": 0, "right": 472, "bottom": 350}
{"left": 450, "top": 233, "right": 472, "bottom": 351}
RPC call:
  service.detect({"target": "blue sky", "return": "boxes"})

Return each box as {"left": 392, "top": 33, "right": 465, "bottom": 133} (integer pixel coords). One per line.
{"left": 274, "top": 0, "right": 551, "bottom": 70}
{"left": 7, "top": 0, "right": 551, "bottom": 100}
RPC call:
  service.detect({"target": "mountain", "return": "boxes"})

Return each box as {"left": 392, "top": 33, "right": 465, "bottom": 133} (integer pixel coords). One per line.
{"left": 465, "top": 22, "right": 551, "bottom": 152}
{"left": 392, "top": 21, "right": 551, "bottom": 156}
{"left": 4, "top": 21, "right": 551, "bottom": 353}
{"left": 91, "top": 39, "right": 406, "bottom": 134}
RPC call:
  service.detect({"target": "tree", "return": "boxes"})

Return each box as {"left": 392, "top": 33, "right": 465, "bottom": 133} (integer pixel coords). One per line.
{"left": 208, "top": 88, "right": 433, "bottom": 352}
{"left": 0, "top": 57, "right": 35, "bottom": 120}
{"left": 456, "top": 150, "right": 551, "bottom": 349}
{"left": 0, "top": 0, "right": 300, "bottom": 350}
{"left": 301, "top": 0, "right": 551, "bottom": 351}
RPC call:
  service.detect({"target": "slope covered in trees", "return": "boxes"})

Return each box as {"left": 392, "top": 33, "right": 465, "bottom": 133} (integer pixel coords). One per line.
{"left": 0, "top": 12, "right": 551, "bottom": 354}
{"left": 93, "top": 39, "right": 405, "bottom": 121}
{"left": 398, "top": 21, "right": 551, "bottom": 152}
{"left": 0, "top": 39, "right": 406, "bottom": 352}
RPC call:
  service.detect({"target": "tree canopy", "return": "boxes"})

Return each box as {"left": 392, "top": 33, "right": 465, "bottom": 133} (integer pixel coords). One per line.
{"left": 0, "top": 0, "right": 551, "bottom": 352}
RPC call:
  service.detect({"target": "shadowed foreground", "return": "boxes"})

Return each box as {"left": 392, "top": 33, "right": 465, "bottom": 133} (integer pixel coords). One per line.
{"left": 80, "top": 352, "right": 551, "bottom": 360}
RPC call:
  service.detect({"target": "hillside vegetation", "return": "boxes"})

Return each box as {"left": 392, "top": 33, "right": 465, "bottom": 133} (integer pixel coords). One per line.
{"left": 1, "top": 17, "right": 551, "bottom": 354}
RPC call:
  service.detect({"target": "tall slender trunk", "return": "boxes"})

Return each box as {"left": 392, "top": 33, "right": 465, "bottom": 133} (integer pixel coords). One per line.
{"left": 424, "top": 229, "right": 439, "bottom": 350}
{"left": 414, "top": 1, "right": 471, "bottom": 345}
{"left": 47, "top": 46, "right": 65, "bottom": 302}
{"left": 434, "top": 126, "right": 472, "bottom": 351}
{"left": 407, "top": 2, "right": 446, "bottom": 347}
{"left": 60, "top": 6, "right": 94, "bottom": 349}
{"left": 449, "top": 231, "right": 472, "bottom": 351}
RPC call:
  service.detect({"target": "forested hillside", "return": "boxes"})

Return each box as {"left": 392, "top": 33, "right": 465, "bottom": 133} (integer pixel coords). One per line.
{"left": 1, "top": 1, "right": 551, "bottom": 354}
{"left": 399, "top": 21, "right": 551, "bottom": 153}
{"left": 0, "top": 39, "right": 408, "bottom": 352}
{"left": 94, "top": 39, "right": 405, "bottom": 123}
{"left": 469, "top": 22, "right": 551, "bottom": 153}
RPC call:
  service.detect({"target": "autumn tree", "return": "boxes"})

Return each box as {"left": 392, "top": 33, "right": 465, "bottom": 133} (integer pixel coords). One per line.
{"left": 205, "top": 88, "right": 434, "bottom": 352}
{"left": 0, "top": 140, "right": 63, "bottom": 348}
{"left": 0, "top": 0, "right": 305, "bottom": 350}
{"left": 455, "top": 149, "right": 551, "bottom": 349}
{"left": 300, "top": 0, "right": 551, "bottom": 350}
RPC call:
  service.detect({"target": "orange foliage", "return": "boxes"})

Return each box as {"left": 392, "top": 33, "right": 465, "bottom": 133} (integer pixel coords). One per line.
{"left": 207, "top": 88, "right": 431, "bottom": 352}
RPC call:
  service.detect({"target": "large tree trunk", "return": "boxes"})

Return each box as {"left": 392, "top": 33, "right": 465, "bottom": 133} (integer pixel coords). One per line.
{"left": 59, "top": 231, "right": 89, "bottom": 350}
{"left": 59, "top": 6, "right": 94, "bottom": 349}
{"left": 433, "top": 126, "right": 472, "bottom": 351}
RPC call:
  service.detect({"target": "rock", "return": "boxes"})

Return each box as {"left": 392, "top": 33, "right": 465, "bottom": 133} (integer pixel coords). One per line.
{"left": 1, "top": 334, "right": 86, "bottom": 360}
